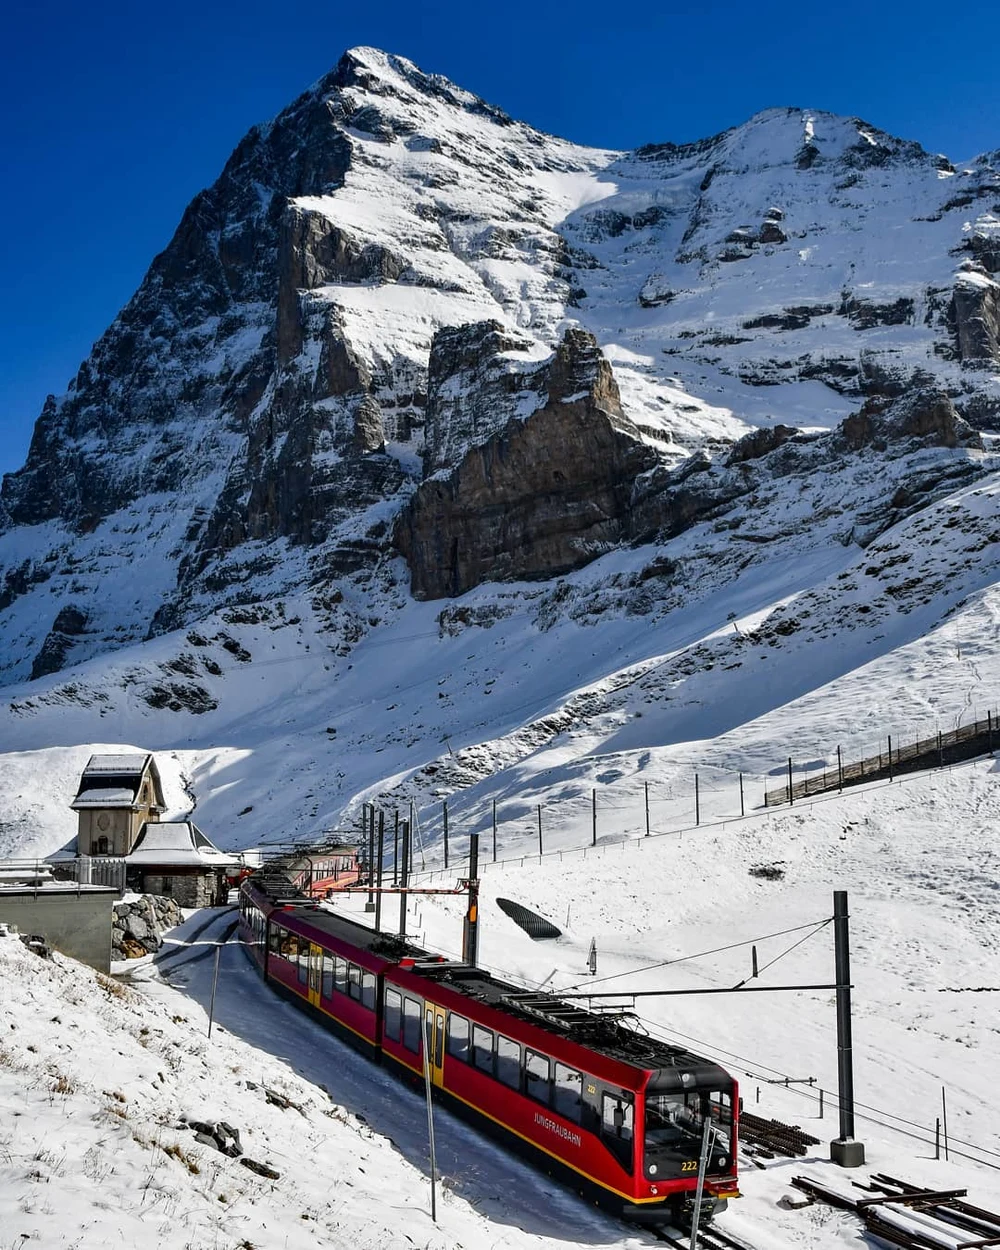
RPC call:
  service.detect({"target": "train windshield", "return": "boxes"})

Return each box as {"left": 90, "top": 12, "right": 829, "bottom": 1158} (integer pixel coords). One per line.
{"left": 643, "top": 1090, "right": 734, "bottom": 1178}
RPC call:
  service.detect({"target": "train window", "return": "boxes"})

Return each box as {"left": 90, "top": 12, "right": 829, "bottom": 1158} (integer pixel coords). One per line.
{"left": 495, "top": 1035, "right": 520, "bottom": 1090}
{"left": 322, "top": 953, "right": 334, "bottom": 999}
{"left": 472, "top": 1025, "right": 493, "bottom": 1073}
{"left": 403, "top": 997, "right": 421, "bottom": 1053}
{"left": 384, "top": 989, "right": 402, "bottom": 1042}
{"left": 361, "top": 972, "right": 376, "bottom": 1010}
{"left": 601, "top": 1092, "right": 634, "bottom": 1171}
{"left": 525, "top": 1050, "right": 551, "bottom": 1105}
{"left": 602, "top": 1094, "right": 634, "bottom": 1142}
{"left": 348, "top": 963, "right": 362, "bottom": 1001}
{"left": 297, "top": 939, "right": 309, "bottom": 986}
{"left": 446, "top": 1013, "right": 470, "bottom": 1062}
{"left": 335, "top": 956, "right": 348, "bottom": 995}
{"left": 553, "top": 1064, "right": 583, "bottom": 1124}
{"left": 269, "top": 924, "right": 284, "bottom": 955}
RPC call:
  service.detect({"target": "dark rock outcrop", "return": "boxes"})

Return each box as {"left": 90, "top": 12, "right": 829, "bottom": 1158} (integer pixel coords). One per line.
{"left": 952, "top": 268, "right": 1000, "bottom": 363}
{"left": 30, "top": 604, "right": 89, "bottom": 680}
{"left": 396, "top": 330, "right": 658, "bottom": 597}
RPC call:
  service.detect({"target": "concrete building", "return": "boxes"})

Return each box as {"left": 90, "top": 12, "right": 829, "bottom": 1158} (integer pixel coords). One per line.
{"left": 125, "top": 820, "right": 239, "bottom": 907}
{"left": 71, "top": 754, "right": 165, "bottom": 856}
{"left": 0, "top": 872, "right": 118, "bottom": 973}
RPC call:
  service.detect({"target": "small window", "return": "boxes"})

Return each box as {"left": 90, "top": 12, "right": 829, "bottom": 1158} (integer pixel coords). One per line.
{"left": 322, "top": 953, "right": 334, "bottom": 999}
{"left": 297, "top": 939, "right": 309, "bottom": 985}
{"left": 384, "top": 989, "right": 402, "bottom": 1042}
{"left": 525, "top": 1050, "right": 551, "bottom": 1105}
{"left": 96, "top": 837, "right": 109, "bottom": 855}
{"left": 403, "top": 997, "right": 422, "bottom": 1053}
{"left": 348, "top": 963, "right": 362, "bottom": 1001}
{"left": 472, "top": 1025, "right": 493, "bottom": 1073}
{"left": 269, "top": 924, "right": 283, "bottom": 955}
{"left": 553, "top": 1064, "right": 583, "bottom": 1123}
{"left": 334, "top": 956, "right": 348, "bottom": 995}
{"left": 496, "top": 1035, "right": 520, "bottom": 1089}
{"left": 447, "top": 1013, "right": 470, "bottom": 1062}
{"left": 361, "top": 971, "right": 376, "bottom": 1011}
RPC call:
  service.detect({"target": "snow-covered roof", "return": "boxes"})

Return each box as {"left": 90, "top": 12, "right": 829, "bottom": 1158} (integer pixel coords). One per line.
{"left": 127, "top": 821, "right": 238, "bottom": 869}
{"left": 71, "top": 753, "right": 164, "bottom": 812}
{"left": 80, "top": 754, "right": 150, "bottom": 777}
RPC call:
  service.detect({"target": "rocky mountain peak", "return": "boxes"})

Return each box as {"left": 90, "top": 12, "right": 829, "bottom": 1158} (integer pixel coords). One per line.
{"left": 0, "top": 52, "right": 997, "bottom": 688}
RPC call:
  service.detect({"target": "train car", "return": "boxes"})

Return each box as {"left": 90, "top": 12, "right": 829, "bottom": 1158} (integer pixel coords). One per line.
{"left": 278, "top": 846, "right": 362, "bottom": 898}
{"left": 238, "top": 875, "right": 739, "bottom": 1228}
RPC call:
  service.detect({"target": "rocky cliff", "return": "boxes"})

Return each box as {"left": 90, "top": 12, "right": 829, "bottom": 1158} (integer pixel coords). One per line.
{"left": 0, "top": 50, "right": 999, "bottom": 686}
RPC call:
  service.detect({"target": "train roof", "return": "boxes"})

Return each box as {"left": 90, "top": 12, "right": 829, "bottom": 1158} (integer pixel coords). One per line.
{"left": 244, "top": 874, "right": 732, "bottom": 1089}
{"left": 401, "top": 958, "right": 730, "bottom": 1088}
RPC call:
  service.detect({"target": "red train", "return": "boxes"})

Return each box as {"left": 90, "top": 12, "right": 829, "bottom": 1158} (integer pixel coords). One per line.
{"left": 273, "top": 847, "right": 362, "bottom": 898}
{"left": 238, "top": 872, "right": 740, "bottom": 1228}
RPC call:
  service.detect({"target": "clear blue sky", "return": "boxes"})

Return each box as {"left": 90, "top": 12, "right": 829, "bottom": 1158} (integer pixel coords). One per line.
{"left": 2, "top": 0, "right": 998, "bottom": 480}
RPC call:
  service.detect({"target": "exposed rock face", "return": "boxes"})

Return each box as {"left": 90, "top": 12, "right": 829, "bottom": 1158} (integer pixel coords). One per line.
{"left": 423, "top": 321, "right": 545, "bottom": 474}
{"left": 953, "top": 268, "right": 1000, "bottom": 364}
{"left": 396, "top": 330, "right": 658, "bottom": 597}
{"left": 30, "top": 604, "right": 89, "bottom": 680}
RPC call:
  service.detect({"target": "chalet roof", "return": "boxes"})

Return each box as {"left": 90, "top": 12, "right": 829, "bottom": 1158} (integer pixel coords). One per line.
{"left": 127, "top": 821, "right": 238, "bottom": 868}
{"left": 71, "top": 753, "right": 165, "bottom": 812}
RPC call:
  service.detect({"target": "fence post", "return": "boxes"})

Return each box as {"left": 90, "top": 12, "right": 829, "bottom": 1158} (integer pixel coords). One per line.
{"left": 695, "top": 774, "right": 700, "bottom": 825}
{"left": 938, "top": 729, "right": 943, "bottom": 768}
{"left": 645, "top": 782, "right": 651, "bottom": 837}
{"left": 537, "top": 805, "right": 543, "bottom": 857}
{"left": 739, "top": 773, "right": 745, "bottom": 817}
{"left": 888, "top": 735, "right": 893, "bottom": 782}
{"left": 592, "top": 789, "right": 597, "bottom": 846}
{"left": 819, "top": 1088, "right": 824, "bottom": 1119}
{"left": 837, "top": 745, "right": 843, "bottom": 792}
{"left": 492, "top": 798, "right": 497, "bottom": 862}
{"left": 787, "top": 757, "right": 794, "bottom": 805}
{"left": 990, "top": 710, "right": 994, "bottom": 755}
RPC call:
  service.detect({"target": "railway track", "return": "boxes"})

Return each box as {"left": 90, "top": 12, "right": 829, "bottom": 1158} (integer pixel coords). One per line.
{"left": 651, "top": 1222, "right": 758, "bottom": 1250}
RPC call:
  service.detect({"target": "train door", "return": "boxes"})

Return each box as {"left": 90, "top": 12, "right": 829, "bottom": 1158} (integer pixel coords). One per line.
{"left": 424, "top": 1002, "right": 446, "bottom": 1088}
{"left": 307, "top": 943, "right": 323, "bottom": 1007}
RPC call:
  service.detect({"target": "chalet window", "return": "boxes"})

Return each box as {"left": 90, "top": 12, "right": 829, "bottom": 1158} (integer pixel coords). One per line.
{"left": 495, "top": 1035, "right": 520, "bottom": 1090}
{"left": 361, "top": 972, "right": 376, "bottom": 1011}
{"left": 553, "top": 1064, "right": 583, "bottom": 1124}
{"left": 402, "top": 997, "right": 421, "bottom": 1053}
{"left": 446, "top": 1013, "right": 470, "bottom": 1062}
{"left": 472, "top": 1025, "right": 493, "bottom": 1074}
{"left": 384, "top": 989, "right": 402, "bottom": 1042}
{"left": 322, "top": 953, "right": 334, "bottom": 999}
{"left": 525, "top": 1050, "right": 551, "bottom": 1105}
{"left": 95, "top": 837, "right": 109, "bottom": 855}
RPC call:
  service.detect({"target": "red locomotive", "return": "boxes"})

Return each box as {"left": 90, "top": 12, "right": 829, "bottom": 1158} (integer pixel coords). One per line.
{"left": 238, "top": 872, "right": 740, "bottom": 1228}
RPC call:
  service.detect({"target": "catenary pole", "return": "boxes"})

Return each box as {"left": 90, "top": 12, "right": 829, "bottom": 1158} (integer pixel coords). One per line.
{"left": 831, "top": 890, "right": 864, "bottom": 1166}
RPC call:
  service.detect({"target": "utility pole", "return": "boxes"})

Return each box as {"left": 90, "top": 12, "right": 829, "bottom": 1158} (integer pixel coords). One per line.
{"left": 443, "top": 800, "right": 449, "bottom": 870}
{"left": 365, "top": 805, "right": 375, "bottom": 912}
{"left": 398, "top": 821, "right": 410, "bottom": 939}
{"left": 462, "top": 834, "right": 480, "bottom": 967}
{"left": 374, "top": 810, "right": 385, "bottom": 933}
{"left": 830, "top": 890, "right": 865, "bottom": 1166}
{"left": 492, "top": 798, "right": 497, "bottom": 862}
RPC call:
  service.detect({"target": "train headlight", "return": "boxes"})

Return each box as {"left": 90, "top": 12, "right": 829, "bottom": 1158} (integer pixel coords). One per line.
{"left": 648, "top": 1163, "right": 658, "bottom": 1175}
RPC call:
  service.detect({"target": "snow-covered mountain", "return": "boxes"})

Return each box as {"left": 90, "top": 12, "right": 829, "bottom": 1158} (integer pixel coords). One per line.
{"left": 1, "top": 47, "right": 1000, "bottom": 856}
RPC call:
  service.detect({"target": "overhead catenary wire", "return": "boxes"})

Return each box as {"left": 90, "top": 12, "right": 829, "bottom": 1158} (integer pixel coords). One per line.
{"left": 561, "top": 918, "right": 832, "bottom": 994}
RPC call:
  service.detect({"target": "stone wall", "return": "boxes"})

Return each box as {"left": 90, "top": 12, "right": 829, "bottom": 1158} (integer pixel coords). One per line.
{"left": 112, "top": 894, "right": 184, "bottom": 959}
{"left": 141, "top": 871, "right": 219, "bottom": 908}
